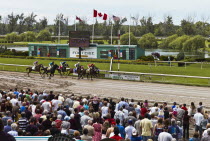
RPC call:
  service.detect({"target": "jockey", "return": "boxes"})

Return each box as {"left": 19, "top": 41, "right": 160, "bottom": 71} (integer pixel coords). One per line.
{"left": 74, "top": 62, "right": 80, "bottom": 68}
{"left": 33, "top": 61, "right": 38, "bottom": 70}
{"left": 49, "top": 61, "right": 54, "bottom": 70}
{"left": 87, "top": 63, "right": 95, "bottom": 69}
{"left": 60, "top": 61, "right": 66, "bottom": 67}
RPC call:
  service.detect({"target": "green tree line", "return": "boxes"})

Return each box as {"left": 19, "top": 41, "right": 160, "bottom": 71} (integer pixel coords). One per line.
{"left": 1, "top": 13, "right": 210, "bottom": 37}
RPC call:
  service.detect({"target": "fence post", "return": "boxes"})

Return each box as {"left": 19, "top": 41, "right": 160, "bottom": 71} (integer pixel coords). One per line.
{"left": 185, "top": 62, "right": 186, "bottom": 69}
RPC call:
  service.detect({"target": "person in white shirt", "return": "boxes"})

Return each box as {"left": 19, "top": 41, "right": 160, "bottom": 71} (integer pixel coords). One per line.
{"left": 10, "top": 95, "right": 18, "bottom": 107}
{"left": 158, "top": 126, "right": 173, "bottom": 141}
{"left": 194, "top": 108, "right": 204, "bottom": 138}
{"left": 125, "top": 119, "right": 135, "bottom": 140}
{"left": 202, "top": 124, "right": 210, "bottom": 137}
{"left": 8, "top": 123, "right": 18, "bottom": 136}
{"left": 52, "top": 96, "right": 62, "bottom": 111}
{"left": 41, "top": 98, "right": 51, "bottom": 112}
{"left": 101, "top": 101, "right": 109, "bottom": 118}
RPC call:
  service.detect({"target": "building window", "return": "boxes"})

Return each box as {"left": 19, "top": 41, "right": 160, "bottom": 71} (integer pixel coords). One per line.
{"left": 49, "top": 47, "right": 57, "bottom": 57}
{"left": 59, "top": 49, "right": 67, "bottom": 58}
{"left": 32, "top": 46, "right": 37, "bottom": 56}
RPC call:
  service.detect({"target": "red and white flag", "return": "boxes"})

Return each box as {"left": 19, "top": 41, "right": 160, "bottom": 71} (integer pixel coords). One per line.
{"left": 98, "top": 13, "right": 103, "bottom": 17}
{"left": 93, "top": 9, "right": 97, "bottom": 17}
{"left": 103, "top": 13, "right": 108, "bottom": 20}
{"left": 113, "top": 15, "right": 120, "bottom": 21}
{"left": 76, "top": 16, "right": 82, "bottom": 22}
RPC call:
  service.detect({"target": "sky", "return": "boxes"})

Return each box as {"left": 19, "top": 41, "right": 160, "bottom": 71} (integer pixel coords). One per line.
{"left": 0, "top": 0, "right": 210, "bottom": 25}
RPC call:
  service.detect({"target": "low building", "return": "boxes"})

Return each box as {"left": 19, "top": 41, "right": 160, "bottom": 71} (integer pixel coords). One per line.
{"left": 28, "top": 43, "right": 145, "bottom": 60}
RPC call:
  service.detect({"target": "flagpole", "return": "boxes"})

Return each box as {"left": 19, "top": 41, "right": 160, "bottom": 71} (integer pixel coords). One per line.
{"left": 111, "top": 22, "right": 113, "bottom": 45}
{"left": 74, "top": 19, "right": 76, "bottom": 31}
{"left": 92, "top": 17, "right": 95, "bottom": 44}
{"left": 129, "top": 15, "right": 131, "bottom": 46}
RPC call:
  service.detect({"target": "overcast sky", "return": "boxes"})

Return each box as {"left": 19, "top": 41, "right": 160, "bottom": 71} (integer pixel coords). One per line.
{"left": 0, "top": 0, "right": 210, "bottom": 25}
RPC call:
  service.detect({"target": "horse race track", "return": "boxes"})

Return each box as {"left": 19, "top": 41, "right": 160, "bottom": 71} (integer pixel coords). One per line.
{"left": 0, "top": 71, "right": 210, "bottom": 107}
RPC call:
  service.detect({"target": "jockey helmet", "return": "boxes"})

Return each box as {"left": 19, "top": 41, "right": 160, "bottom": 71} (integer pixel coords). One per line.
{"left": 78, "top": 62, "right": 80, "bottom": 64}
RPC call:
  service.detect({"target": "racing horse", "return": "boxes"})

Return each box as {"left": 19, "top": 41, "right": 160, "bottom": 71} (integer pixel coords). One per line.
{"left": 57, "top": 63, "right": 69, "bottom": 77}
{"left": 41, "top": 64, "right": 59, "bottom": 79}
{"left": 86, "top": 66, "right": 95, "bottom": 80}
{"left": 77, "top": 66, "right": 86, "bottom": 79}
{"left": 48, "top": 64, "right": 59, "bottom": 79}
{"left": 26, "top": 64, "right": 44, "bottom": 77}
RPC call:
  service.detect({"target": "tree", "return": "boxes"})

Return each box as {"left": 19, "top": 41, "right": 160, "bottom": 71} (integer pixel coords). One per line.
{"left": 183, "top": 35, "right": 205, "bottom": 51}
{"left": 36, "top": 29, "right": 51, "bottom": 42}
{"left": 17, "top": 13, "right": 25, "bottom": 34}
{"left": 180, "top": 19, "right": 195, "bottom": 35}
{"left": 24, "top": 12, "right": 37, "bottom": 31}
{"left": 19, "top": 31, "right": 36, "bottom": 42}
{"left": 5, "top": 32, "right": 20, "bottom": 42}
{"left": 168, "top": 35, "right": 189, "bottom": 50}
{"left": 139, "top": 16, "right": 154, "bottom": 35}
{"left": 138, "top": 33, "right": 157, "bottom": 49}
{"left": 7, "top": 12, "right": 19, "bottom": 33}
{"left": 159, "top": 34, "right": 178, "bottom": 49}
{"left": 120, "top": 32, "right": 138, "bottom": 45}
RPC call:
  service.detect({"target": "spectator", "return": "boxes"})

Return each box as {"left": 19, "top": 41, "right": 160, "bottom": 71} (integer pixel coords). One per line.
{"left": 168, "top": 119, "right": 180, "bottom": 140}
{"left": 153, "top": 118, "right": 164, "bottom": 141}
{"left": 49, "top": 121, "right": 60, "bottom": 136}
{"left": 110, "top": 126, "right": 123, "bottom": 140}
{"left": 0, "top": 118, "right": 16, "bottom": 141}
{"left": 2, "top": 111, "right": 13, "bottom": 126}
{"left": 158, "top": 126, "right": 173, "bottom": 141}
{"left": 189, "top": 132, "right": 200, "bottom": 141}
{"left": 140, "top": 113, "right": 153, "bottom": 141}
{"left": 55, "top": 114, "right": 62, "bottom": 129}
{"left": 194, "top": 108, "right": 204, "bottom": 138}
{"left": 131, "top": 128, "right": 142, "bottom": 141}
{"left": 116, "top": 118, "right": 125, "bottom": 139}
{"left": 183, "top": 110, "right": 191, "bottom": 140}
{"left": 84, "top": 120, "right": 94, "bottom": 137}
{"left": 80, "top": 110, "right": 93, "bottom": 128}
{"left": 4, "top": 119, "right": 12, "bottom": 133}
{"left": 125, "top": 119, "right": 135, "bottom": 139}
{"left": 25, "top": 117, "right": 38, "bottom": 135}
{"left": 8, "top": 123, "right": 18, "bottom": 136}
{"left": 17, "top": 112, "right": 28, "bottom": 131}
{"left": 80, "top": 128, "right": 92, "bottom": 141}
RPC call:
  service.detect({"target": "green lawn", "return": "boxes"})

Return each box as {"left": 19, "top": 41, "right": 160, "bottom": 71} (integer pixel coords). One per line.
{"left": 0, "top": 58, "right": 210, "bottom": 86}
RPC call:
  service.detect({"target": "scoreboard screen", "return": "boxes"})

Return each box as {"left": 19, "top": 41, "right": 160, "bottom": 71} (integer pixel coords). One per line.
{"left": 69, "top": 31, "right": 90, "bottom": 47}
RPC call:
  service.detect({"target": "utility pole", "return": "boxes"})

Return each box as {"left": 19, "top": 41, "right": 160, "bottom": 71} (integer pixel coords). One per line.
{"left": 58, "top": 14, "right": 62, "bottom": 44}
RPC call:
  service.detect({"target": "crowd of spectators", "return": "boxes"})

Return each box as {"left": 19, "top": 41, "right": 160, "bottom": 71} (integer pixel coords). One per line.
{"left": 0, "top": 88, "right": 210, "bottom": 141}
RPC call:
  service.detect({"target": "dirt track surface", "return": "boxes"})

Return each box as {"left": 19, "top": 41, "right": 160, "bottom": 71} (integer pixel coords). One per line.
{"left": 0, "top": 71, "right": 210, "bottom": 107}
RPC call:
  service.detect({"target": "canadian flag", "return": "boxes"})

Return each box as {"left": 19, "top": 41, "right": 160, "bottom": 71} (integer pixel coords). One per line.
{"left": 93, "top": 9, "right": 97, "bottom": 17}
{"left": 103, "top": 13, "right": 107, "bottom": 20}
{"left": 98, "top": 13, "right": 103, "bottom": 17}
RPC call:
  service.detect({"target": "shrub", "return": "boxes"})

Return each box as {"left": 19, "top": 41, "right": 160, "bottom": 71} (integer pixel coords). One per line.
{"left": 176, "top": 52, "right": 185, "bottom": 61}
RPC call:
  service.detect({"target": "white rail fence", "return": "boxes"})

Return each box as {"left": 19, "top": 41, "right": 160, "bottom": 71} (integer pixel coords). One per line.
{"left": 154, "top": 60, "right": 210, "bottom": 69}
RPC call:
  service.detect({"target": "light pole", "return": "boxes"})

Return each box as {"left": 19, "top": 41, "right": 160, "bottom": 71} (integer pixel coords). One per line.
{"left": 58, "top": 14, "right": 62, "bottom": 44}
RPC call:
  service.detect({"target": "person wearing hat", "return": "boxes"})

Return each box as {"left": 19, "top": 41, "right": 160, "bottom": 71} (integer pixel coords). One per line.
{"left": 74, "top": 62, "right": 80, "bottom": 72}
{"left": 125, "top": 119, "right": 135, "bottom": 140}
{"left": 131, "top": 129, "right": 142, "bottom": 141}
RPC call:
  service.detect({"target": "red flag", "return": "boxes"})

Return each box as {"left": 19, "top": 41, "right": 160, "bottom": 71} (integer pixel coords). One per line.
{"left": 98, "top": 13, "right": 103, "bottom": 17}
{"left": 103, "top": 13, "right": 107, "bottom": 20}
{"left": 93, "top": 9, "right": 97, "bottom": 17}
{"left": 76, "top": 16, "right": 82, "bottom": 22}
